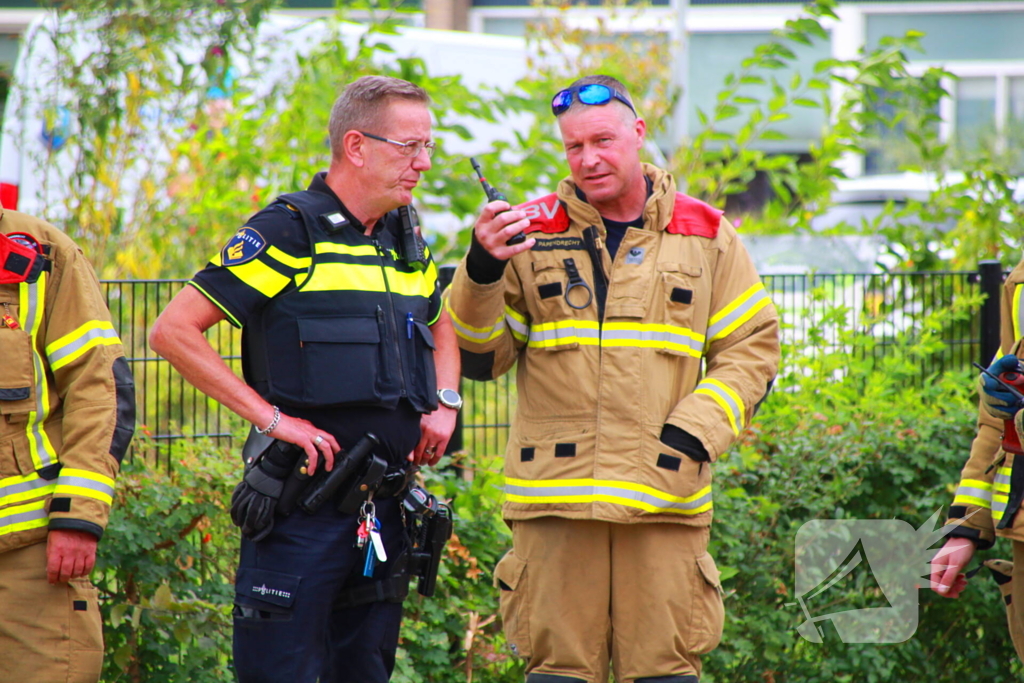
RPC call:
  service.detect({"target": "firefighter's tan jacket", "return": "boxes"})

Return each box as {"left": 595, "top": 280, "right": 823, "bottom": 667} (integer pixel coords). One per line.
{"left": 0, "top": 208, "right": 135, "bottom": 555}
{"left": 947, "top": 260, "right": 1024, "bottom": 546}
{"left": 447, "top": 164, "right": 780, "bottom": 525}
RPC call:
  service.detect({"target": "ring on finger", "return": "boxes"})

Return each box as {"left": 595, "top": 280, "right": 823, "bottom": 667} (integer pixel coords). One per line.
{"left": 314, "top": 435, "right": 324, "bottom": 445}
{"left": 424, "top": 446, "right": 436, "bottom": 456}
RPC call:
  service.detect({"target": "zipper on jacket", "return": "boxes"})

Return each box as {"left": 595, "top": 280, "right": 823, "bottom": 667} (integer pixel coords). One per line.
{"left": 376, "top": 305, "right": 392, "bottom": 382}
{"left": 373, "top": 239, "right": 407, "bottom": 397}
{"left": 582, "top": 226, "right": 608, "bottom": 323}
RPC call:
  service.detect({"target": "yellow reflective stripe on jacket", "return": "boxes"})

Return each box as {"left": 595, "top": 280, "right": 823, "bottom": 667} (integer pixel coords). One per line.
{"left": 0, "top": 499, "right": 49, "bottom": 536}
{"left": 1015, "top": 284, "right": 1024, "bottom": 341}
{"left": 54, "top": 468, "right": 115, "bottom": 505}
{"left": 45, "top": 320, "right": 120, "bottom": 371}
{"left": 506, "top": 307, "right": 528, "bottom": 342}
{"left": 993, "top": 467, "right": 1012, "bottom": 521}
{"left": 707, "top": 282, "right": 771, "bottom": 343}
{"left": 504, "top": 477, "right": 713, "bottom": 515}
{"left": 299, "top": 263, "right": 435, "bottom": 298}
{"left": 693, "top": 378, "right": 746, "bottom": 435}
{"left": 0, "top": 472, "right": 56, "bottom": 507}
{"left": 447, "top": 301, "right": 507, "bottom": 343}
{"left": 953, "top": 477, "right": 994, "bottom": 509}
{"left": 528, "top": 320, "right": 600, "bottom": 348}
{"left": 20, "top": 274, "right": 56, "bottom": 470}
{"left": 601, "top": 322, "right": 704, "bottom": 357}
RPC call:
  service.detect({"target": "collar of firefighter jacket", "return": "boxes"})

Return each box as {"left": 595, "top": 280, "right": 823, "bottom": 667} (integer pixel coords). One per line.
{"left": 556, "top": 163, "right": 677, "bottom": 233}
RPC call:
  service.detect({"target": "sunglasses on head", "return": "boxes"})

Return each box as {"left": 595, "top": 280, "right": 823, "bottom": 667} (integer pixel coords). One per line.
{"left": 551, "top": 83, "right": 637, "bottom": 118}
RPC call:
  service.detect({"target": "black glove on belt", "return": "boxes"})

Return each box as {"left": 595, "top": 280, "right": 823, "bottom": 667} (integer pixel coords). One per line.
{"left": 230, "top": 440, "right": 303, "bottom": 541}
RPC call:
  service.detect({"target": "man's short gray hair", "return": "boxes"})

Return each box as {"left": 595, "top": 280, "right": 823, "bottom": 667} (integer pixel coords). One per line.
{"left": 328, "top": 76, "right": 431, "bottom": 160}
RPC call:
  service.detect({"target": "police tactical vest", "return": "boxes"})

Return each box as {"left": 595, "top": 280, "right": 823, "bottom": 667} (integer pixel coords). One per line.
{"left": 242, "top": 189, "right": 439, "bottom": 414}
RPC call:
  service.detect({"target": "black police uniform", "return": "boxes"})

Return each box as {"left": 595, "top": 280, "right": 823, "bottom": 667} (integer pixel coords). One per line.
{"left": 189, "top": 172, "right": 441, "bottom": 683}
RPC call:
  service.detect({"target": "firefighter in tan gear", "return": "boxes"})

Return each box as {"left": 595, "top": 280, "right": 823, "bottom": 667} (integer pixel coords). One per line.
{"left": 931, "top": 258, "right": 1024, "bottom": 663}
{"left": 0, "top": 207, "right": 135, "bottom": 683}
{"left": 446, "top": 75, "right": 780, "bottom": 683}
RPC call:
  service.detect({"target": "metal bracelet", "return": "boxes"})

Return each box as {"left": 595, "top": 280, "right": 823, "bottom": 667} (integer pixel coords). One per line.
{"left": 255, "top": 405, "right": 281, "bottom": 435}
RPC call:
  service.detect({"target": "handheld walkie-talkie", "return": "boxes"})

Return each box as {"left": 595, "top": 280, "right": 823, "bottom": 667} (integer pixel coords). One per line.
{"left": 469, "top": 157, "right": 526, "bottom": 246}
{"left": 398, "top": 204, "right": 428, "bottom": 272}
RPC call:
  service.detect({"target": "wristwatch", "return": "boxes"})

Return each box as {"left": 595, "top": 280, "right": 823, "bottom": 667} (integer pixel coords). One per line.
{"left": 437, "top": 388, "right": 463, "bottom": 411}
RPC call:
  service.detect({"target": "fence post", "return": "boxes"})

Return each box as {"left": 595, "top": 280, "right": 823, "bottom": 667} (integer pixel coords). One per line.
{"left": 979, "top": 260, "right": 1003, "bottom": 368}
{"left": 437, "top": 265, "right": 463, "bottom": 455}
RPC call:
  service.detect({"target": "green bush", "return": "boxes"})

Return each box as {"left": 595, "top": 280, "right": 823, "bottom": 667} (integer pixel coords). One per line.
{"left": 702, "top": 297, "right": 1022, "bottom": 682}
{"left": 97, "top": 442, "right": 240, "bottom": 683}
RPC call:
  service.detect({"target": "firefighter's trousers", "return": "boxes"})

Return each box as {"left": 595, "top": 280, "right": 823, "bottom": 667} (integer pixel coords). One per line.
{"left": 495, "top": 517, "right": 724, "bottom": 683}
{"left": 0, "top": 542, "right": 104, "bottom": 683}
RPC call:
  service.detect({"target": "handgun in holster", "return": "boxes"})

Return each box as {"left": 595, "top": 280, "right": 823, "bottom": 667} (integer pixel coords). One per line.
{"left": 298, "top": 432, "right": 381, "bottom": 515}
{"left": 403, "top": 486, "right": 454, "bottom": 597}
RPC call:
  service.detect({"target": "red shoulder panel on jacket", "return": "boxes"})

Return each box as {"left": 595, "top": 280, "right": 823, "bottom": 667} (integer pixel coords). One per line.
{"left": 666, "top": 193, "right": 723, "bottom": 238}
{"left": 517, "top": 193, "right": 570, "bottom": 234}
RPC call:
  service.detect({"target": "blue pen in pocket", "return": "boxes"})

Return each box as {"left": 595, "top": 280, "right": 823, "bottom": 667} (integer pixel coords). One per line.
{"left": 406, "top": 312, "right": 414, "bottom": 340}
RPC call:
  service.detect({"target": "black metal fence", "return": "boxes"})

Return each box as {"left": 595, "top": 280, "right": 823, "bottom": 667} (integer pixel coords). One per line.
{"left": 104, "top": 262, "right": 1004, "bottom": 462}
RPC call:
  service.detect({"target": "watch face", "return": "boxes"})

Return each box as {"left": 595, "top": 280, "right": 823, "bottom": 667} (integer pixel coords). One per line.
{"left": 439, "top": 388, "right": 461, "bottom": 407}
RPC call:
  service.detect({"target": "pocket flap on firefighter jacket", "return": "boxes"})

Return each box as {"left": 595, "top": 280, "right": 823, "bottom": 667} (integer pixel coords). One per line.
{"left": 696, "top": 553, "right": 722, "bottom": 590}
{"left": 297, "top": 316, "right": 380, "bottom": 345}
{"left": 493, "top": 550, "right": 527, "bottom": 592}
{"left": 235, "top": 568, "right": 300, "bottom": 609}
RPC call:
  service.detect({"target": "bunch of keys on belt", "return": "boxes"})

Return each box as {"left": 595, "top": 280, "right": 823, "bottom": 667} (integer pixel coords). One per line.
{"left": 357, "top": 499, "right": 387, "bottom": 577}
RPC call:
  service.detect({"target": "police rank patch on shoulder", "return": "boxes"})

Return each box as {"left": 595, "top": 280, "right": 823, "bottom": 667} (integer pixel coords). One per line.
{"left": 222, "top": 227, "right": 267, "bottom": 266}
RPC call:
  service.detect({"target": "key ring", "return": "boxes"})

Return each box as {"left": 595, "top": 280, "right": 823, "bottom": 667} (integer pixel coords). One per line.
{"left": 562, "top": 257, "right": 593, "bottom": 310}
{"left": 359, "top": 499, "right": 376, "bottom": 520}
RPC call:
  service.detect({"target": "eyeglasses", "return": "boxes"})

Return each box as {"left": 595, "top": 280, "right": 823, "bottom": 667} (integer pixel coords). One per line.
{"left": 551, "top": 84, "right": 637, "bottom": 118}
{"left": 360, "top": 131, "right": 436, "bottom": 158}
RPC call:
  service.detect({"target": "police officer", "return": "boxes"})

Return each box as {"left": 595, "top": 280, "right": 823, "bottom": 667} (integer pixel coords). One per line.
{"left": 931, "top": 257, "right": 1024, "bottom": 663}
{"left": 446, "top": 75, "right": 780, "bottom": 682}
{"left": 150, "top": 76, "right": 460, "bottom": 683}
{"left": 0, "top": 207, "right": 136, "bottom": 683}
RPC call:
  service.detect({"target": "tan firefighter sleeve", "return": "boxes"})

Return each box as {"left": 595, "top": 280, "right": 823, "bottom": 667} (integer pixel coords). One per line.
{"left": 945, "top": 260, "right": 1024, "bottom": 547}
{"left": 42, "top": 238, "right": 134, "bottom": 540}
{"left": 446, "top": 254, "right": 529, "bottom": 381}
{"left": 664, "top": 220, "right": 780, "bottom": 461}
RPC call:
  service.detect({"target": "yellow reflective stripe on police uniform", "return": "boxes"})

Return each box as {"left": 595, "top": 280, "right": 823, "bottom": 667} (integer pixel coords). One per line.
{"left": 993, "top": 467, "right": 1012, "bottom": 521}
{"left": 45, "top": 320, "right": 120, "bottom": 371}
{"left": 601, "top": 322, "right": 704, "bottom": 357}
{"left": 54, "top": 468, "right": 115, "bottom": 505}
{"left": 504, "top": 477, "right": 713, "bottom": 515}
{"left": 0, "top": 472, "right": 56, "bottom": 507}
{"left": 266, "top": 246, "right": 311, "bottom": 270}
{"left": 300, "top": 263, "right": 435, "bottom": 298}
{"left": 0, "top": 499, "right": 49, "bottom": 536}
{"left": 953, "top": 477, "right": 994, "bottom": 509}
{"left": 693, "top": 378, "right": 746, "bottom": 435}
{"left": 20, "top": 274, "right": 56, "bottom": 470}
{"left": 228, "top": 258, "right": 291, "bottom": 298}
{"left": 707, "top": 282, "right": 771, "bottom": 343}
